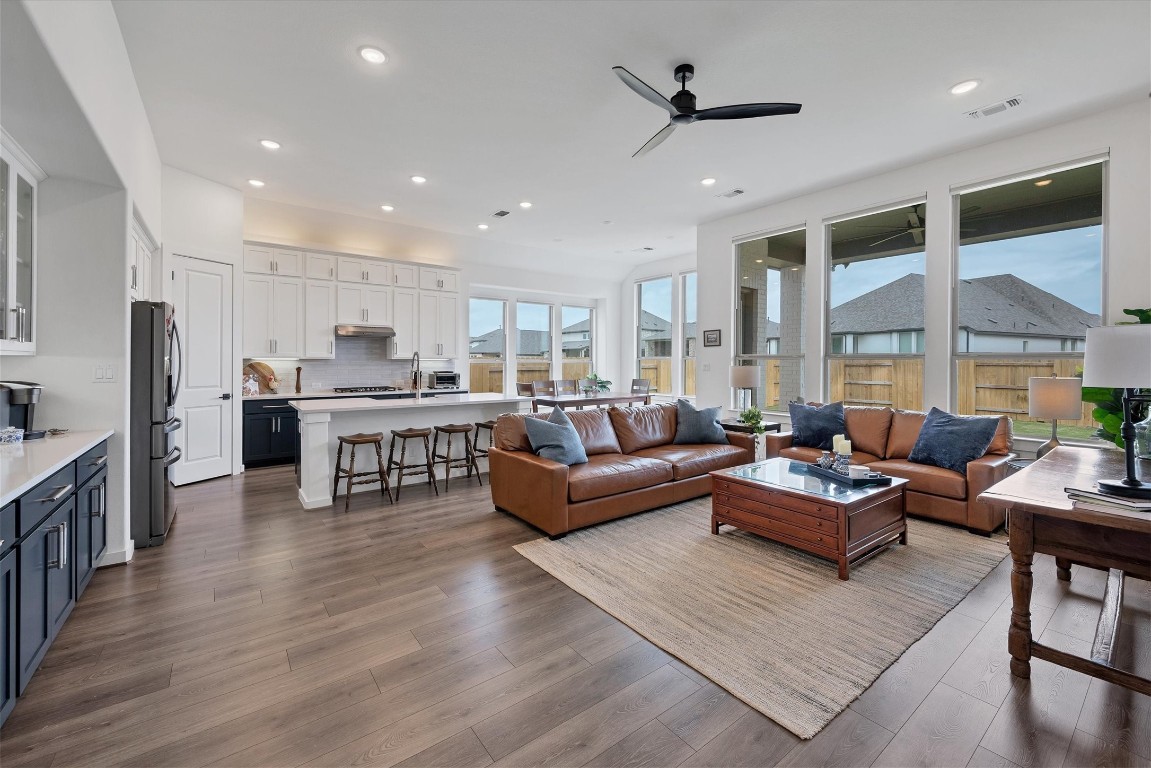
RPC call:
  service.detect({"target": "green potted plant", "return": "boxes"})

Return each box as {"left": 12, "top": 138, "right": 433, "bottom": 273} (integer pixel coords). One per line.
{"left": 583, "top": 372, "right": 613, "bottom": 394}
{"left": 738, "top": 405, "right": 768, "bottom": 435}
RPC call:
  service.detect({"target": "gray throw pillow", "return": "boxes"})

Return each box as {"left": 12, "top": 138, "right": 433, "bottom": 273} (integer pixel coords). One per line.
{"left": 673, "top": 399, "right": 729, "bottom": 444}
{"left": 908, "top": 407, "right": 999, "bottom": 474}
{"left": 788, "top": 401, "right": 845, "bottom": 450}
{"left": 524, "top": 407, "right": 588, "bottom": 465}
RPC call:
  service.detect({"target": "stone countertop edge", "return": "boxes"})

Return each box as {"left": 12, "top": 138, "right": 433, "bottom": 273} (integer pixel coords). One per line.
{"left": 291, "top": 393, "right": 529, "bottom": 413}
{"left": 242, "top": 388, "right": 467, "bottom": 400}
{"left": 1, "top": 429, "right": 115, "bottom": 507}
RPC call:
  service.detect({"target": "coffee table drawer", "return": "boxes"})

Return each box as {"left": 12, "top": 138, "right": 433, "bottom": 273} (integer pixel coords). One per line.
{"left": 714, "top": 492, "right": 838, "bottom": 537}
{"left": 713, "top": 479, "right": 839, "bottom": 521}
{"left": 714, "top": 502, "right": 838, "bottom": 552}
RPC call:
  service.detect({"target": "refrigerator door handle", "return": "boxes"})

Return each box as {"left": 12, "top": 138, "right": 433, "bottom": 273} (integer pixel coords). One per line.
{"left": 163, "top": 446, "right": 182, "bottom": 467}
{"left": 163, "top": 417, "right": 183, "bottom": 433}
{"left": 170, "top": 321, "right": 183, "bottom": 406}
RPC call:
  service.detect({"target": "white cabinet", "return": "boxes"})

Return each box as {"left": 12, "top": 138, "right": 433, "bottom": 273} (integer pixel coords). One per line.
{"left": 305, "top": 252, "right": 336, "bottom": 281}
{"left": 0, "top": 148, "right": 38, "bottom": 355}
{"left": 243, "top": 275, "right": 303, "bottom": 357}
{"left": 392, "top": 263, "right": 418, "bottom": 289}
{"left": 245, "top": 246, "right": 302, "bottom": 277}
{"left": 337, "top": 257, "right": 391, "bottom": 286}
{"left": 419, "top": 267, "right": 459, "bottom": 293}
{"left": 303, "top": 281, "right": 335, "bottom": 359}
{"left": 128, "top": 227, "right": 152, "bottom": 302}
{"left": 418, "top": 291, "right": 458, "bottom": 358}
{"left": 392, "top": 288, "right": 418, "bottom": 359}
{"left": 336, "top": 285, "right": 391, "bottom": 325}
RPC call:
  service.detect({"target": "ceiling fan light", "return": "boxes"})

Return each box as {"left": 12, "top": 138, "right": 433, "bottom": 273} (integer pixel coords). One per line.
{"left": 949, "top": 79, "right": 981, "bottom": 95}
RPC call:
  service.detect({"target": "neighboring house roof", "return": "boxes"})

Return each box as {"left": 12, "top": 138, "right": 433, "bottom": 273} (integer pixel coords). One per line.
{"left": 830, "top": 273, "right": 1100, "bottom": 337}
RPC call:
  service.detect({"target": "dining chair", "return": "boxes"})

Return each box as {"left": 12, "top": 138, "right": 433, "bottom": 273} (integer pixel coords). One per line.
{"left": 515, "top": 382, "right": 535, "bottom": 397}
{"left": 631, "top": 378, "right": 652, "bottom": 405}
{"left": 532, "top": 380, "right": 557, "bottom": 396}
{"left": 553, "top": 379, "right": 578, "bottom": 396}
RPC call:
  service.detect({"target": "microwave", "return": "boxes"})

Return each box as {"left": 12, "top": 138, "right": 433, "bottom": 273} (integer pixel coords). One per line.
{"left": 427, "top": 371, "right": 461, "bottom": 389}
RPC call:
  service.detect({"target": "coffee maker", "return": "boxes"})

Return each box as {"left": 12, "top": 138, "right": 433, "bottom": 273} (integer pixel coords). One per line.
{"left": 0, "top": 381, "right": 45, "bottom": 440}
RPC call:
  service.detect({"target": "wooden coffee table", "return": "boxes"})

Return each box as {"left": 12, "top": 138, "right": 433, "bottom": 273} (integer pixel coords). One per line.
{"left": 710, "top": 458, "right": 909, "bottom": 580}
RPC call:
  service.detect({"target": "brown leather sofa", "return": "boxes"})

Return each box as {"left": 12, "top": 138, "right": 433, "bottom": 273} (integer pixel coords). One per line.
{"left": 489, "top": 403, "right": 755, "bottom": 538}
{"left": 764, "top": 406, "right": 1014, "bottom": 534}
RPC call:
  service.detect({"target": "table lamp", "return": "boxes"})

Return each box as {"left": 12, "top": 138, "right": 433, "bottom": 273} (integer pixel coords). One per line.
{"left": 1082, "top": 324, "right": 1151, "bottom": 499}
{"left": 1028, "top": 376, "right": 1083, "bottom": 458}
{"left": 730, "top": 366, "right": 763, "bottom": 411}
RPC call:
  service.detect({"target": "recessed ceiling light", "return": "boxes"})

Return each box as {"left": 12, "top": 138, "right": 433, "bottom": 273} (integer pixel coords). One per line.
{"left": 247, "top": 179, "right": 265, "bottom": 188}
{"left": 519, "top": 201, "right": 532, "bottom": 209}
{"left": 410, "top": 175, "right": 427, "bottom": 184}
{"left": 603, "top": 220, "right": 613, "bottom": 225}
{"left": 949, "top": 79, "right": 981, "bottom": 95}
{"left": 380, "top": 205, "right": 395, "bottom": 212}
{"left": 477, "top": 224, "right": 489, "bottom": 230}
{"left": 1034, "top": 179, "right": 1053, "bottom": 187}
{"left": 755, "top": 259, "right": 764, "bottom": 263}
{"left": 359, "top": 46, "right": 387, "bottom": 65}
{"left": 259, "top": 139, "right": 280, "bottom": 150}
{"left": 742, "top": 275, "right": 749, "bottom": 280}
{"left": 790, "top": 267, "right": 800, "bottom": 271}
{"left": 700, "top": 177, "right": 717, "bottom": 186}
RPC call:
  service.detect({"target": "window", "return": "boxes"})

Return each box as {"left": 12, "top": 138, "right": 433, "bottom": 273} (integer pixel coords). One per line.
{"left": 561, "top": 306, "right": 593, "bottom": 383}
{"left": 682, "top": 273, "right": 697, "bottom": 396}
{"left": 954, "top": 161, "right": 1104, "bottom": 441}
{"left": 735, "top": 229, "right": 805, "bottom": 409}
{"left": 516, "top": 301, "right": 552, "bottom": 386}
{"left": 468, "top": 298, "right": 506, "bottom": 393}
{"left": 636, "top": 276, "right": 673, "bottom": 394}
{"left": 828, "top": 204, "right": 926, "bottom": 410}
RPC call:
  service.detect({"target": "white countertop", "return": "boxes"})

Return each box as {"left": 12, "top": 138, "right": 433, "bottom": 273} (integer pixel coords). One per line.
{"left": 291, "top": 392, "right": 528, "bottom": 413}
{"left": 243, "top": 388, "right": 465, "bottom": 400}
{"left": 1, "top": 430, "right": 114, "bottom": 507}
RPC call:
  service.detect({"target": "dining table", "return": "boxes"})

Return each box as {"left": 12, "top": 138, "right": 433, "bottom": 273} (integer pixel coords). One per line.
{"left": 531, "top": 391, "right": 651, "bottom": 412}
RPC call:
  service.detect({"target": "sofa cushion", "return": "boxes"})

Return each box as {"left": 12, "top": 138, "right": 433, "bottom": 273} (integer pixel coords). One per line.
{"left": 494, "top": 412, "right": 543, "bottom": 452}
{"left": 524, "top": 408, "right": 588, "bottom": 466}
{"left": 788, "top": 401, "right": 845, "bottom": 450}
{"left": 885, "top": 410, "right": 927, "bottom": 459}
{"left": 673, "top": 399, "right": 728, "bottom": 445}
{"left": 567, "top": 409, "right": 623, "bottom": 455}
{"left": 567, "top": 454, "right": 673, "bottom": 502}
{"left": 631, "top": 444, "right": 748, "bottom": 480}
{"left": 609, "top": 404, "right": 678, "bottom": 454}
{"left": 870, "top": 459, "right": 967, "bottom": 500}
{"left": 908, "top": 407, "right": 1000, "bottom": 474}
{"left": 780, "top": 447, "right": 882, "bottom": 465}
{"left": 844, "top": 406, "right": 893, "bottom": 458}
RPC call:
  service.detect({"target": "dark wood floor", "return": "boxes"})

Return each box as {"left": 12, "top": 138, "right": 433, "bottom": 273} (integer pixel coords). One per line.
{"left": 1, "top": 466, "right": 1146, "bottom": 767}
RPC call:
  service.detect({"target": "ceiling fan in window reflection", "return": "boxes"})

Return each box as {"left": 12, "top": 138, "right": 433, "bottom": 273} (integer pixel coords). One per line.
{"left": 612, "top": 64, "right": 802, "bottom": 157}
{"left": 854, "top": 204, "right": 980, "bottom": 248}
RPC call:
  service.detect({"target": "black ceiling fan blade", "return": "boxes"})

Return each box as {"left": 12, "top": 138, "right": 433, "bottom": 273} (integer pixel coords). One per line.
{"left": 613, "top": 66, "right": 677, "bottom": 117}
{"left": 692, "top": 102, "right": 802, "bottom": 121}
{"left": 633, "top": 123, "right": 677, "bottom": 157}
{"left": 869, "top": 231, "right": 912, "bottom": 247}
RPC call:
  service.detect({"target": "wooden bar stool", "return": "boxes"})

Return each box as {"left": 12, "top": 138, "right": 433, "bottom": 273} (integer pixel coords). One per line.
{"left": 332, "top": 432, "right": 393, "bottom": 513}
{"left": 387, "top": 427, "right": 438, "bottom": 501}
{"left": 472, "top": 419, "right": 497, "bottom": 460}
{"left": 433, "top": 424, "right": 482, "bottom": 490}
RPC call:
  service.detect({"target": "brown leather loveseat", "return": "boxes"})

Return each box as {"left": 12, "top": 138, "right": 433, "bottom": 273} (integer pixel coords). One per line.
{"left": 764, "top": 406, "right": 1014, "bottom": 534}
{"left": 489, "top": 403, "right": 755, "bottom": 538}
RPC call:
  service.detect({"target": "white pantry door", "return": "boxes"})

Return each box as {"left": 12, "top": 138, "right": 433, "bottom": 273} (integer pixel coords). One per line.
{"left": 170, "top": 255, "right": 234, "bottom": 485}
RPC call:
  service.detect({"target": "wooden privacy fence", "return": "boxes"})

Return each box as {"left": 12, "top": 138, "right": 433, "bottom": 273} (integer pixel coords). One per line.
{"left": 829, "top": 358, "right": 924, "bottom": 411}
{"left": 468, "top": 360, "right": 594, "bottom": 394}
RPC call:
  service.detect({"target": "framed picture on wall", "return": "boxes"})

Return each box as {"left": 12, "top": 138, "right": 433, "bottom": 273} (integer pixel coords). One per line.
{"left": 703, "top": 329, "right": 721, "bottom": 347}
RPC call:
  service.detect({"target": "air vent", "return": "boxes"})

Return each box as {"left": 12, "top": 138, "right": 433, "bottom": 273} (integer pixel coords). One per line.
{"left": 716, "top": 188, "right": 745, "bottom": 198}
{"left": 965, "top": 95, "right": 1024, "bottom": 119}
{"left": 631, "top": 247, "right": 656, "bottom": 253}
{"left": 491, "top": 210, "right": 510, "bottom": 218}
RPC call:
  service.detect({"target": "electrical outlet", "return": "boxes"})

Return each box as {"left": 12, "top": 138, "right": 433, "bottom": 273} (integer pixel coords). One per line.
{"left": 311, "top": 382, "right": 323, "bottom": 389}
{"left": 702, "top": 363, "right": 711, "bottom": 373}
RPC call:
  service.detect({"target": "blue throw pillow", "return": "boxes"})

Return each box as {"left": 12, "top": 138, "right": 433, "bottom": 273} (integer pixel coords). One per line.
{"left": 788, "top": 401, "right": 845, "bottom": 450}
{"left": 673, "top": 399, "right": 729, "bottom": 444}
{"left": 908, "top": 407, "right": 999, "bottom": 474}
{"left": 524, "top": 407, "right": 588, "bottom": 466}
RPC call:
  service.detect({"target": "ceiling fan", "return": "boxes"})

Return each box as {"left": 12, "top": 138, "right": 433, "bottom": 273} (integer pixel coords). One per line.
{"left": 612, "top": 64, "right": 801, "bottom": 157}
{"left": 854, "top": 204, "right": 980, "bottom": 247}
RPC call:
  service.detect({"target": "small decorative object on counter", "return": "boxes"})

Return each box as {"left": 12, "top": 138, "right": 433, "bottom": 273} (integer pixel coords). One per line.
{"left": 242, "top": 374, "right": 260, "bottom": 397}
{"left": 817, "top": 450, "right": 834, "bottom": 469}
{"left": 244, "top": 362, "right": 279, "bottom": 393}
{"left": 833, "top": 453, "right": 850, "bottom": 474}
{"left": 295, "top": 367, "right": 302, "bottom": 395}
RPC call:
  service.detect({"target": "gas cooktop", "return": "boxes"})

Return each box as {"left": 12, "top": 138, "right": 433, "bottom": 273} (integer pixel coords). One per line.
{"left": 333, "top": 386, "right": 401, "bottom": 393}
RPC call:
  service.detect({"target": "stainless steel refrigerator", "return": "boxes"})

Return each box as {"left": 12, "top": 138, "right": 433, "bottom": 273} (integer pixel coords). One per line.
{"left": 130, "top": 301, "right": 183, "bottom": 547}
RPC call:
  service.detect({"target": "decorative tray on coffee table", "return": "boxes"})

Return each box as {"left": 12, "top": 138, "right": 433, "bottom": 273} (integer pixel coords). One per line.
{"left": 805, "top": 463, "right": 892, "bottom": 487}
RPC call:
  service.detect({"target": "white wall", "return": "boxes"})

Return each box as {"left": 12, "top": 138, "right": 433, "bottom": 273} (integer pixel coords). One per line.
{"left": 696, "top": 100, "right": 1151, "bottom": 414}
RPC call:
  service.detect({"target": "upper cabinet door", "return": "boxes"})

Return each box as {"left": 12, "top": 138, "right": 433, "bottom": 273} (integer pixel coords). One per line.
{"left": 392, "top": 288, "right": 418, "bottom": 359}
{"left": 244, "top": 245, "right": 275, "bottom": 274}
{"left": 303, "top": 281, "right": 335, "bottom": 359}
{"left": 272, "top": 249, "right": 302, "bottom": 277}
{"left": 242, "top": 275, "right": 273, "bottom": 357}
{"left": 336, "top": 257, "right": 364, "bottom": 283}
{"left": 363, "top": 287, "right": 392, "bottom": 326}
{"left": 363, "top": 261, "right": 392, "bottom": 286}
{"left": 336, "top": 284, "right": 365, "bottom": 324}
{"left": 392, "top": 263, "right": 418, "bottom": 289}
{"left": 418, "top": 267, "right": 440, "bottom": 292}
{"left": 0, "top": 149, "right": 38, "bottom": 355}
{"left": 438, "top": 271, "right": 459, "bottom": 293}
{"left": 270, "top": 277, "right": 304, "bottom": 357}
{"left": 305, "top": 253, "right": 336, "bottom": 281}
{"left": 437, "top": 294, "right": 459, "bottom": 358}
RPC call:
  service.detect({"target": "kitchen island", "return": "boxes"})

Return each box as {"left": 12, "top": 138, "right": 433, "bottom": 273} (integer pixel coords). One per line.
{"left": 291, "top": 393, "right": 529, "bottom": 509}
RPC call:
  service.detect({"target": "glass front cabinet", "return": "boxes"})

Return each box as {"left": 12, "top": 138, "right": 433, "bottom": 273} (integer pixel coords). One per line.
{"left": 0, "top": 141, "right": 38, "bottom": 356}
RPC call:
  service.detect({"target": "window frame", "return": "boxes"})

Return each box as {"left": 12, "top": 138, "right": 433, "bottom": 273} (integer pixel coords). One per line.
{"left": 467, "top": 296, "right": 508, "bottom": 394}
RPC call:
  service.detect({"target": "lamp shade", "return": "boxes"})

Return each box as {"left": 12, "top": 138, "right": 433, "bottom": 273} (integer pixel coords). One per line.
{"left": 730, "top": 366, "right": 763, "bottom": 388}
{"left": 1082, "top": 325, "right": 1151, "bottom": 388}
{"left": 1028, "top": 377, "right": 1082, "bottom": 419}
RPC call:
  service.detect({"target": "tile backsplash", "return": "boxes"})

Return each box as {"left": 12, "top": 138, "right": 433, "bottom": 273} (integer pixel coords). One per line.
{"left": 246, "top": 337, "right": 443, "bottom": 390}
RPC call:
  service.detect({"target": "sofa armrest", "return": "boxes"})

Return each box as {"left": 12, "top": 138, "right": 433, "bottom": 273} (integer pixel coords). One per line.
{"left": 724, "top": 431, "right": 756, "bottom": 462}
{"left": 488, "top": 448, "right": 570, "bottom": 536}
{"left": 965, "top": 453, "right": 1016, "bottom": 533}
{"left": 763, "top": 431, "right": 793, "bottom": 458}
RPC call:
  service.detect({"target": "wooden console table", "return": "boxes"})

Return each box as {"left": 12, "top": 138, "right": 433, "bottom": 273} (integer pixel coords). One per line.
{"left": 978, "top": 446, "right": 1151, "bottom": 695}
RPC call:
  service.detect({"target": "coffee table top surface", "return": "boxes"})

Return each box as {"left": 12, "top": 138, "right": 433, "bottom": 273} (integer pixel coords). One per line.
{"left": 713, "top": 458, "right": 908, "bottom": 503}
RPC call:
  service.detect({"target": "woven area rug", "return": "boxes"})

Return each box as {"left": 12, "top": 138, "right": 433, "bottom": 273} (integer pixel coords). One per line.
{"left": 514, "top": 498, "right": 1007, "bottom": 739}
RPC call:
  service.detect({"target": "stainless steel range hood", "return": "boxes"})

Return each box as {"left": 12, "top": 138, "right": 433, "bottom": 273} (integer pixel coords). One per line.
{"left": 335, "top": 324, "right": 396, "bottom": 338}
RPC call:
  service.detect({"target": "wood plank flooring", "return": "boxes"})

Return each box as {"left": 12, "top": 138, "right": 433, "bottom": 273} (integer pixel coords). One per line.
{"left": 0, "top": 466, "right": 1145, "bottom": 767}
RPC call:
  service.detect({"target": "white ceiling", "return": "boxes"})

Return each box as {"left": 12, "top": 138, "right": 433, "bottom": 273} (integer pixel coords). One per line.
{"left": 112, "top": 0, "right": 1149, "bottom": 263}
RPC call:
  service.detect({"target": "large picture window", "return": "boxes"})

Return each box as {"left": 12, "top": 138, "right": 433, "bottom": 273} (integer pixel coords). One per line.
{"left": 827, "top": 204, "right": 926, "bottom": 410}
{"left": 561, "top": 306, "right": 593, "bottom": 383}
{"left": 468, "top": 298, "right": 506, "bottom": 393}
{"left": 516, "top": 302, "right": 552, "bottom": 386}
{"left": 682, "top": 273, "right": 697, "bottom": 396}
{"left": 954, "top": 161, "right": 1104, "bottom": 441}
{"left": 636, "top": 276, "right": 673, "bottom": 394}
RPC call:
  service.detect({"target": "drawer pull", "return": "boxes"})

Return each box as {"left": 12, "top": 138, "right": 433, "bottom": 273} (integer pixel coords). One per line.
{"left": 37, "top": 484, "right": 74, "bottom": 504}
{"left": 88, "top": 455, "right": 109, "bottom": 468}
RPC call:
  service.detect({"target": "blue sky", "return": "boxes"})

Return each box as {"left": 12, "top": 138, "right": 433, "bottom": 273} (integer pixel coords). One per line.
{"left": 468, "top": 299, "right": 593, "bottom": 338}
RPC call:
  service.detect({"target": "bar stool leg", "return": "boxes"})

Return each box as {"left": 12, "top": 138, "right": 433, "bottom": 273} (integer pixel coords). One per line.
{"left": 332, "top": 441, "right": 344, "bottom": 504}
{"left": 374, "top": 441, "right": 393, "bottom": 504}
{"left": 344, "top": 445, "right": 356, "bottom": 514}
{"left": 395, "top": 437, "right": 408, "bottom": 501}
{"left": 466, "top": 436, "right": 483, "bottom": 487}
{"left": 424, "top": 434, "right": 439, "bottom": 495}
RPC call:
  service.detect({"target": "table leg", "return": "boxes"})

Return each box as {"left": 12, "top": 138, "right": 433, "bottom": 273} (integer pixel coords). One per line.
{"left": 710, "top": 516, "right": 720, "bottom": 534}
{"left": 1008, "top": 508, "right": 1034, "bottom": 679}
{"left": 1056, "top": 557, "right": 1072, "bottom": 582}
{"left": 838, "top": 557, "right": 849, "bottom": 581}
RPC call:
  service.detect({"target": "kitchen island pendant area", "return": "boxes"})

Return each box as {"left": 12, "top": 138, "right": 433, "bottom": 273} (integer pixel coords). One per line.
{"left": 292, "top": 393, "right": 527, "bottom": 509}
